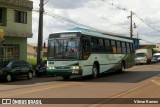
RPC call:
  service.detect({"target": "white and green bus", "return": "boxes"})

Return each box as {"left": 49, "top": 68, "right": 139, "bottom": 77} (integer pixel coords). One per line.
{"left": 47, "top": 29, "right": 135, "bottom": 80}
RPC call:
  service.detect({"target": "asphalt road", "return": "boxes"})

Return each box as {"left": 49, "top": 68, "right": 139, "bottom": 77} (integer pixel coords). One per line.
{"left": 0, "top": 63, "right": 160, "bottom": 107}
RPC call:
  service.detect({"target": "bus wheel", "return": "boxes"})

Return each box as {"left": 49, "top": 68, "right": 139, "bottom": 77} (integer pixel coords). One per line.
{"left": 120, "top": 62, "right": 125, "bottom": 73}
{"left": 92, "top": 64, "right": 98, "bottom": 79}
{"left": 63, "top": 76, "right": 70, "bottom": 80}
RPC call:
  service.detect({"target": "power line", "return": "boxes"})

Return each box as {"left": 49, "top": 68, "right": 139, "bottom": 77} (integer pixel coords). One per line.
{"left": 33, "top": 0, "right": 130, "bottom": 34}
{"left": 33, "top": 9, "right": 130, "bottom": 37}
{"left": 100, "top": 0, "right": 160, "bottom": 33}
{"left": 34, "top": 9, "right": 158, "bottom": 44}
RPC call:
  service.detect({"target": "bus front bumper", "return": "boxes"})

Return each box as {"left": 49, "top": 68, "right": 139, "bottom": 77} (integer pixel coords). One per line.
{"left": 47, "top": 69, "right": 83, "bottom": 76}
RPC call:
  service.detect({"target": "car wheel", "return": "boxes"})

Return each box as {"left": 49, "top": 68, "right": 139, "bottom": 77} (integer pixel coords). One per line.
{"left": 6, "top": 74, "right": 12, "bottom": 82}
{"left": 27, "top": 72, "right": 33, "bottom": 79}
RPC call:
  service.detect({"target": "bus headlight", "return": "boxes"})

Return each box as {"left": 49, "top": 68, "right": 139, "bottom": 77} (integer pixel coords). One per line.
{"left": 48, "top": 66, "right": 55, "bottom": 69}
{"left": 71, "top": 66, "right": 81, "bottom": 70}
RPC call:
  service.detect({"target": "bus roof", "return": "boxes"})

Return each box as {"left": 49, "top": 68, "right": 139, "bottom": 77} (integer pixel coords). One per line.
{"left": 49, "top": 27, "right": 134, "bottom": 43}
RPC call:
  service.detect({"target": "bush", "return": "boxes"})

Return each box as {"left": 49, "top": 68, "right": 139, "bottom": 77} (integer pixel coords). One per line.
{"left": 27, "top": 58, "right": 37, "bottom": 69}
{"left": 27, "top": 58, "right": 47, "bottom": 69}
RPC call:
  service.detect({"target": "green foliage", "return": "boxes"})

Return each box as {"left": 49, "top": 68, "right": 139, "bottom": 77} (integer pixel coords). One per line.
{"left": 27, "top": 58, "right": 37, "bottom": 69}
{"left": 27, "top": 58, "right": 47, "bottom": 69}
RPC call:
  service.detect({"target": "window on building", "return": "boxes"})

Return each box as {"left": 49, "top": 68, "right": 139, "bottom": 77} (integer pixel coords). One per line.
{"left": 0, "top": 44, "right": 19, "bottom": 61}
{"left": 0, "top": 8, "right": 2, "bottom": 23}
{"left": 15, "top": 10, "right": 27, "bottom": 24}
{"left": 0, "top": 8, "right": 6, "bottom": 26}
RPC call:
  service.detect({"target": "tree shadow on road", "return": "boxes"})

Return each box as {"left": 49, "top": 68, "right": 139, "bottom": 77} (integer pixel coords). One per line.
{"left": 68, "top": 70, "right": 160, "bottom": 83}
{"left": 0, "top": 70, "right": 160, "bottom": 85}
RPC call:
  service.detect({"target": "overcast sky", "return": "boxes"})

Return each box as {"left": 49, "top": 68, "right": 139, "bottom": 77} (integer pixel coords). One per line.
{"left": 28, "top": 0, "right": 160, "bottom": 44}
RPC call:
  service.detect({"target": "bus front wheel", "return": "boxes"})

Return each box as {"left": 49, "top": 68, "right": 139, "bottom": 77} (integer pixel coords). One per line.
{"left": 92, "top": 64, "right": 98, "bottom": 79}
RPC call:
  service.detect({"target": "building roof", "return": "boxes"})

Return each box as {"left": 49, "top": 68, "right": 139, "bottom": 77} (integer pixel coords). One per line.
{"left": 0, "top": 0, "right": 33, "bottom": 10}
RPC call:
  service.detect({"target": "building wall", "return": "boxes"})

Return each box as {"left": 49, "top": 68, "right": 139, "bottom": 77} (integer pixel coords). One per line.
{"left": 27, "top": 44, "right": 47, "bottom": 59}
{"left": 27, "top": 44, "right": 37, "bottom": 58}
{"left": 154, "top": 43, "right": 160, "bottom": 52}
{"left": 0, "top": 0, "right": 32, "bottom": 35}
{"left": 0, "top": 0, "right": 33, "bottom": 61}
{"left": 1, "top": 36, "right": 27, "bottom": 60}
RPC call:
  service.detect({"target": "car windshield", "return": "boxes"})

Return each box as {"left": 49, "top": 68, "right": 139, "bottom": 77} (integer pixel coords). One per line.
{"left": 48, "top": 38, "right": 80, "bottom": 59}
{"left": 152, "top": 55, "right": 160, "bottom": 59}
{"left": 152, "top": 56, "right": 158, "bottom": 60}
{"left": 135, "top": 53, "right": 146, "bottom": 57}
{"left": 0, "top": 61, "right": 10, "bottom": 67}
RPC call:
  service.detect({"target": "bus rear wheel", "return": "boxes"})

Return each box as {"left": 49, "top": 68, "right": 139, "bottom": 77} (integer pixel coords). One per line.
{"left": 119, "top": 62, "right": 125, "bottom": 73}
{"left": 92, "top": 64, "right": 98, "bottom": 79}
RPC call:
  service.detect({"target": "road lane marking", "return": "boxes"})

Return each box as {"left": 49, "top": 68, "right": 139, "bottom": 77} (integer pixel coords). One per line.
{"left": 0, "top": 82, "right": 78, "bottom": 98}
{"left": 151, "top": 80, "right": 160, "bottom": 86}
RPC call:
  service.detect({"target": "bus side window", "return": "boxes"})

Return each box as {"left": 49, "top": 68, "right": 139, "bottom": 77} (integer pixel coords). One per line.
{"left": 91, "top": 38, "right": 98, "bottom": 52}
{"left": 82, "top": 39, "right": 90, "bottom": 59}
{"left": 99, "top": 39, "right": 104, "bottom": 52}
{"left": 122, "top": 42, "right": 126, "bottom": 54}
{"left": 126, "top": 43, "right": 130, "bottom": 53}
{"left": 104, "top": 39, "right": 112, "bottom": 53}
{"left": 111, "top": 40, "right": 117, "bottom": 54}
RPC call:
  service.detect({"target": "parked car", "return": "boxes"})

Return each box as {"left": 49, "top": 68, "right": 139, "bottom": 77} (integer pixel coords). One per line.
{"left": 151, "top": 53, "right": 160, "bottom": 63}
{"left": 35, "top": 60, "right": 55, "bottom": 77}
{"left": 135, "top": 49, "right": 152, "bottom": 64}
{"left": 0, "top": 60, "right": 33, "bottom": 82}
{"left": 35, "top": 60, "right": 47, "bottom": 77}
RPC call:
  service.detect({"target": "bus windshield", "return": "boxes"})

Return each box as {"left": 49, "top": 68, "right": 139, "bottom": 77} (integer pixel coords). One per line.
{"left": 48, "top": 38, "right": 80, "bottom": 59}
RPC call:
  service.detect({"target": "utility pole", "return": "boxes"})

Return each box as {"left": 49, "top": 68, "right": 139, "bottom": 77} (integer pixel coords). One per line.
{"left": 130, "top": 11, "right": 133, "bottom": 38}
{"left": 37, "top": 0, "right": 44, "bottom": 65}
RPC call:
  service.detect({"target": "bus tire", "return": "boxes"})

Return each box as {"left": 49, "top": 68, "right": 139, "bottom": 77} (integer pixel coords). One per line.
{"left": 63, "top": 76, "right": 70, "bottom": 80}
{"left": 92, "top": 64, "right": 98, "bottom": 79}
{"left": 119, "top": 62, "right": 125, "bottom": 73}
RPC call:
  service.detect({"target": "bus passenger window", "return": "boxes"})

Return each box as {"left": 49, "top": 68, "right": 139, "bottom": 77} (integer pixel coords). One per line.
{"left": 91, "top": 38, "right": 99, "bottom": 52}
{"left": 111, "top": 40, "right": 117, "bottom": 54}
{"left": 82, "top": 39, "right": 90, "bottom": 59}
{"left": 99, "top": 39, "right": 104, "bottom": 52}
{"left": 122, "top": 42, "right": 126, "bottom": 54}
{"left": 117, "top": 41, "right": 122, "bottom": 54}
{"left": 104, "top": 39, "right": 112, "bottom": 53}
{"left": 126, "top": 43, "right": 130, "bottom": 53}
